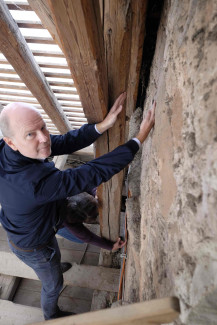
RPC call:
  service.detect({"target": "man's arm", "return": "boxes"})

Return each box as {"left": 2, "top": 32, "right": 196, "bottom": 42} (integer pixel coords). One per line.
{"left": 50, "top": 93, "right": 127, "bottom": 156}
{"left": 33, "top": 100, "right": 156, "bottom": 204}
{"left": 50, "top": 124, "right": 101, "bottom": 156}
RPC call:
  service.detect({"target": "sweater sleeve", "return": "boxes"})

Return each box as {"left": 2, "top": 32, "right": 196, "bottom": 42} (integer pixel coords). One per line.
{"left": 50, "top": 124, "right": 101, "bottom": 156}
{"left": 33, "top": 140, "right": 139, "bottom": 204}
{"left": 63, "top": 221, "right": 114, "bottom": 250}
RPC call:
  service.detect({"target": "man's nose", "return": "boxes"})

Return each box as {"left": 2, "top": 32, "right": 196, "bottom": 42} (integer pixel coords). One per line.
{"left": 38, "top": 131, "right": 48, "bottom": 143}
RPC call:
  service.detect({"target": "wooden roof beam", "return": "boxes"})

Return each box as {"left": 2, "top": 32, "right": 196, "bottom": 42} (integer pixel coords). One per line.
{"left": 28, "top": 0, "right": 62, "bottom": 48}
{"left": 45, "top": 0, "right": 108, "bottom": 123}
{"left": 96, "top": 1, "right": 148, "bottom": 241}
{"left": 30, "top": 297, "right": 180, "bottom": 325}
{"left": 0, "top": 1, "right": 71, "bottom": 134}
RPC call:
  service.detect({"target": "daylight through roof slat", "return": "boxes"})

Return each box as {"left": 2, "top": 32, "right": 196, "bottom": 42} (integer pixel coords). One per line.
{"left": 0, "top": 0, "right": 90, "bottom": 147}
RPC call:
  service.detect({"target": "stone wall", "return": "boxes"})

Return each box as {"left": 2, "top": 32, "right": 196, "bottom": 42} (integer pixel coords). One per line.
{"left": 124, "top": 0, "right": 217, "bottom": 324}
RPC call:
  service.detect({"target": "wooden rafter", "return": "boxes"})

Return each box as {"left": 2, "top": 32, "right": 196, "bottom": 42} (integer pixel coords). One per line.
{"left": 46, "top": 0, "right": 108, "bottom": 123}
{"left": 0, "top": 1, "right": 71, "bottom": 134}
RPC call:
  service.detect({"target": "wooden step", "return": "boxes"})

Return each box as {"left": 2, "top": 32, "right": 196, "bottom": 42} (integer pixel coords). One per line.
{"left": 29, "top": 297, "right": 180, "bottom": 325}
{"left": 0, "top": 241, "right": 119, "bottom": 292}
{"left": 0, "top": 299, "right": 44, "bottom": 325}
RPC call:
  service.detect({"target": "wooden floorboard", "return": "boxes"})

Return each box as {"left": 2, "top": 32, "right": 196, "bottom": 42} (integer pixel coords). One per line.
{"left": 0, "top": 299, "right": 44, "bottom": 325}
{"left": 0, "top": 243, "right": 119, "bottom": 291}
{"left": 14, "top": 288, "right": 92, "bottom": 314}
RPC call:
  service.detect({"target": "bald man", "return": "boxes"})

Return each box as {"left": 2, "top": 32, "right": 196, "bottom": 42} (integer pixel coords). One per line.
{"left": 0, "top": 94, "right": 155, "bottom": 320}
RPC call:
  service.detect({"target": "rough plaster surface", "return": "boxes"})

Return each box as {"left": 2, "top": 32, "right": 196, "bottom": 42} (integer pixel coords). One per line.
{"left": 124, "top": 1, "right": 217, "bottom": 324}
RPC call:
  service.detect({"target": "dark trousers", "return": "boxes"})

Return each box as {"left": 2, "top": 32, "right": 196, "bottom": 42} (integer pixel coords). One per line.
{"left": 8, "top": 227, "right": 83, "bottom": 320}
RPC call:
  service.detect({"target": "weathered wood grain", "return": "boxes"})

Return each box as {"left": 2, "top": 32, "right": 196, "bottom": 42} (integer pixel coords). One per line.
{"left": 97, "top": 0, "right": 148, "bottom": 241}
{"left": 47, "top": 0, "right": 108, "bottom": 123}
{"left": 29, "top": 297, "right": 180, "bottom": 325}
{"left": 0, "top": 245, "right": 119, "bottom": 292}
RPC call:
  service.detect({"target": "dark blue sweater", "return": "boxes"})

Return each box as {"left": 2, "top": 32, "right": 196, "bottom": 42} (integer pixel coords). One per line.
{"left": 0, "top": 124, "right": 139, "bottom": 248}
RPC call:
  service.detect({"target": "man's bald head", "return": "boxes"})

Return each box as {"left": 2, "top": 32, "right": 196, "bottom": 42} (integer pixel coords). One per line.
{"left": 0, "top": 102, "right": 51, "bottom": 159}
{"left": 0, "top": 102, "right": 41, "bottom": 138}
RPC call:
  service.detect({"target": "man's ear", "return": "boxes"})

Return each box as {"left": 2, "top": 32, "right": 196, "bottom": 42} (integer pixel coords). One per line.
{"left": 3, "top": 137, "right": 18, "bottom": 151}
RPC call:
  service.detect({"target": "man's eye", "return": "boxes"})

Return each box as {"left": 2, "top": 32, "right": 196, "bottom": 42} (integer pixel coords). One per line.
{"left": 27, "top": 133, "right": 34, "bottom": 138}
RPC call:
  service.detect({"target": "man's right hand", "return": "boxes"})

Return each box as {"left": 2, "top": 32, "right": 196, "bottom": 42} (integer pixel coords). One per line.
{"left": 136, "top": 100, "right": 156, "bottom": 143}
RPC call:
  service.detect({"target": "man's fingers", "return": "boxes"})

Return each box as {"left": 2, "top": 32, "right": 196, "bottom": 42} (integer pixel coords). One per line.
{"left": 146, "top": 110, "right": 152, "bottom": 122}
{"left": 116, "top": 105, "right": 123, "bottom": 116}
{"left": 151, "top": 101, "right": 156, "bottom": 122}
{"left": 111, "top": 92, "right": 126, "bottom": 112}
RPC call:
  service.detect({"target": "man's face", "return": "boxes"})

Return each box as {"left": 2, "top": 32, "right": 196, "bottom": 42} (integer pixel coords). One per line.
{"left": 5, "top": 108, "right": 51, "bottom": 159}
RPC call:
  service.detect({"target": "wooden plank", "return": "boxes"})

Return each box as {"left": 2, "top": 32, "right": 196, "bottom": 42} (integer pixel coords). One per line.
{"left": 29, "top": 297, "right": 180, "bottom": 325}
{"left": 48, "top": 81, "right": 74, "bottom": 87}
{"left": 0, "top": 90, "right": 33, "bottom": 97}
{"left": 0, "top": 91, "right": 80, "bottom": 104}
{"left": 0, "top": 299, "right": 44, "bottom": 325}
{"left": 96, "top": 0, "right": 148, "bottom": 241}
{"left": 19, "top": 278, "right": 94, "bottom": 301}
{"left": 5, "top": 1, "right": 32, "bottom": 11}
{"left": 0, "top": 59, "right": 69, "bottom": 70}
{"left": 32, "top": 50, "right": 64, "bottom": 58}
{"left": 43, "top": 72, "right": 72, "bottom": 79}
{"left": 0, "top": 96, "right": 38, "bottom": 104}
{"left": 24, "top": 36, "right": 55, "bottom": 44}
{"left": 13, "top": 278, "right": 93, "bottom": 314}
{"left": 0, "top": 246, "right": 119, "bottom": 292}
{"left": 0, "top": 1, "right": 71, "bottom": 134}
{"left": 52, "top": 88, "right": 77, "bottom": 95}
{"left": 0, "top": 76, "right": 22, "bottom": 83}
{"left": 47, "top": 0, "right": 108, "bottom": 123}
{"left": 1, "top": 70, "right": 75, "bottom": 82}
{"left": 14, "top": 288, "right": 92, "bottom": 315}
{"left": 0, "top": 274, "right": 21, "bottom": 300}
{"left": 0, "top": 95, "right": 81, "bottom": 105}
{"left": 37, "top": 62, "right": 68, "bottom": 69}
{"left": 28, "top": 0, "right": 62, "bottom": 47}
{"left": 0, "top": 68, "right": 17, "bottom": 74}
{"left": 17, "top": 20, "right": 44, "bottom": 29}
{"left": 0, "top": 83, "right": 28, "bottom": 91}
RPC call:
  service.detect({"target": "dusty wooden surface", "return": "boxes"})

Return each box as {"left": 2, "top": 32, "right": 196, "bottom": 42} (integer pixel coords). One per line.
{"left": 13, "top": 278, "right": 93, "bottom": 315}
{"left": 0, "top": 299, "right": 44, "bottom": 325}
{"left": 47, "top": 0, "right": 108, "bottom": 124}
{"left": 0, "top": 240, "right": 118, "bottom": 292}
{"left": 29, "top": 297, "right": 180, "bottom": 325}
{"left": 96, "top": 0, "right": 148, "bottom": 241}
{"left": 0, "top": 274, "right": 20, "bottom": 300}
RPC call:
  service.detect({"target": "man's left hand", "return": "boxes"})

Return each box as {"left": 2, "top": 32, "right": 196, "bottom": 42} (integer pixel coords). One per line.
{"left": 96, "top": 92, "right": 126, "bottom": 133}
{"left": 112, "top": 237, "right": 126, "bottom": 252}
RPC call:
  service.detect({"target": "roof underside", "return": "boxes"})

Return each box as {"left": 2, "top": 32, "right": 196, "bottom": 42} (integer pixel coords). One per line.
{"left": 0, "top": 0, "right": 88, "bottom": 136}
